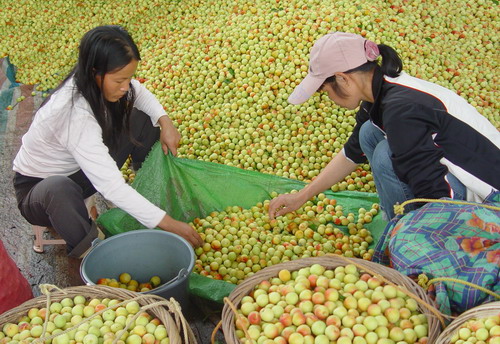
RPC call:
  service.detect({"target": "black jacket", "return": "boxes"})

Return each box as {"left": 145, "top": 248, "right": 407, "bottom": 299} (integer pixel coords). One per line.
{"left": 344, "top": 68, "right": 500, "bottom": 201}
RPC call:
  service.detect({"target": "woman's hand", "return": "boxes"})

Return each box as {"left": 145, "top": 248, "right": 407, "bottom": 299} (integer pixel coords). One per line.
{"left": 268, "top": 192, "right": 308, "bottom": 220}
{"left": 268, "top": 152, "right": 359, "bottom": 220}
{"left": 158, "top": 115, "right": 181, "bottom": 156}
{"left": 157, "top": 214, "right": 203, "bottom": 248}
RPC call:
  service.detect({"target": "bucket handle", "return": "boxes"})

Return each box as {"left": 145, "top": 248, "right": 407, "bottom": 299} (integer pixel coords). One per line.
{"left": 162, "top": 268, "right": 189, "bottom": 288}
{"left": 90, "top": 237, "right": 102, "bottom": 247}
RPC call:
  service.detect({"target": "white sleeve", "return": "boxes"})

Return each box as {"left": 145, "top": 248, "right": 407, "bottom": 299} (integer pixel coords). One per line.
{"left": 69, "top": 116, "right": 166, "bottom": 229}
{"left": 131, "top": 79, "right": 167, "bottom": 127}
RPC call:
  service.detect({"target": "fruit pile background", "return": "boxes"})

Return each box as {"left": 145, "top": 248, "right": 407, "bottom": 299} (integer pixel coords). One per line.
{"left": 0, "top": 0, "right": 498, "bottom": 192}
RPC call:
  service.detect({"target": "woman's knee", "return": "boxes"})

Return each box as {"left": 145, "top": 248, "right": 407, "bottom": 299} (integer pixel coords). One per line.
{"left": 371, "top": 140, "right": 393, "bottom": 173}
{"left": 359, "top": 121, "right": 384, "bottom": 156}
{"left": 18, "top": 176, "right": 84, "bottom": 225}
{"left": 131, "top": 109, "right": 160, "bottom": 142}
{"left": 359, "top": 120, "right": 376, "bottom": 137}
{"left": 41, "top": 176, "right": 83, "bottom": 202}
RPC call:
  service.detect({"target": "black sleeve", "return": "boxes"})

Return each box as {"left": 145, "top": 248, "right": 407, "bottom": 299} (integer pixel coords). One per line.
{"left": 384, "top": 103, "right": 452, "bottom": 199}
{"left": 343, "top": 102, "right": 371, "bottom": 164}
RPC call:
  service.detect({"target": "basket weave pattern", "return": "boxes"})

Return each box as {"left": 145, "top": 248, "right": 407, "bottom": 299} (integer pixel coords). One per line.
{"left": 221, "top": 255, "right": 442, "bottom": 344}
{"left": 0, "top": 285, "right": 197, "bottom": 344}
{"left": 435, "top": 301, "right": 500, "bottom": 344}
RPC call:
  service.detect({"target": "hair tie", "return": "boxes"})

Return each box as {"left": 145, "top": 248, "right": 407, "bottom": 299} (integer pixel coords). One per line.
{"left": 364, "top": 40, "right": 380, "bottom": 61}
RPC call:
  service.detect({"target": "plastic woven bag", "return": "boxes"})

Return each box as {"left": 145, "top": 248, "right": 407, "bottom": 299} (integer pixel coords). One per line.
{"left": 97, "top": 142, "right": 387, "bottom": 302}
{"left": 0, "top": 239, "right": 33, "bottom": 314}
{"left": 373, "top": 192, "right": 500, "bottom": 315}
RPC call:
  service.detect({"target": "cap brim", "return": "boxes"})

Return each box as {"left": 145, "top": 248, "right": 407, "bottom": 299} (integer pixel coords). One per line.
{"left": 288, "top": 74, "right": 325, "bottom": 105}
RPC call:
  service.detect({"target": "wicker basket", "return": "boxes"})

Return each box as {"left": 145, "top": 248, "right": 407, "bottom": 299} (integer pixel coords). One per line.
{"left": 0, "top": 285, "right": 197, "bottom": 344}
{"left": 221, "top": 255, "right": 443, "bottom": 344}
{"left": 435, "top": 301, "right": 500, "bottom": 344}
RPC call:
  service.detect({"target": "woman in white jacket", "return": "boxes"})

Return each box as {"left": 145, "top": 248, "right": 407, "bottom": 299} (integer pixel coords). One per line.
{"left": 13, "top": 25, "right": 202, "bottom": 257}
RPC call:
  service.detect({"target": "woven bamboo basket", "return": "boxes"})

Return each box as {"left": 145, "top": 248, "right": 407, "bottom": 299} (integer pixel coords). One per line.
{"left": 0, "top": 285, "right": 197, "bottom": 344}
{"left": 435, "top": 301, "right": 500, "bottom": 344}
{"left": 221, "top": 255, "right": 443, "bottom": 344}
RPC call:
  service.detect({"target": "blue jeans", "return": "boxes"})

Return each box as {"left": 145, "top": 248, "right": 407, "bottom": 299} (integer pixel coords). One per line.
{"left": 359, "top": 121, "right": 466, "bottom": 220}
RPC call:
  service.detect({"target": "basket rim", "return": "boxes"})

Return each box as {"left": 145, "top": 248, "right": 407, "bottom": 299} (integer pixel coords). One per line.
{"left": 221, "top": 255, "right": 442, "bottom": 344}
{"left": 435, "top": 301, "right": 500, "bottom": 344}
{"left": 0, "top": 285, "right": 186, "bottom": 344}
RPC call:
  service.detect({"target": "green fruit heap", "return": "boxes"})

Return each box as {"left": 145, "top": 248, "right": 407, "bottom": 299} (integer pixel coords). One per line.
{"left": 191, "top": 191, "right": 378, "bottom": 284}
{"left": 235, "top": 263, "right": 430, "bottom": 344}
{"left": 120, "top": 156, "right": 135, "bottom": 184}
{"left": 450, "top": 315, "right": 500, "bottom": 344}
{"left": 1, "top": 0, "right": 498, "bottom": 194}
{"left": 0, "top": 297, "right": 170, "bottom": 344}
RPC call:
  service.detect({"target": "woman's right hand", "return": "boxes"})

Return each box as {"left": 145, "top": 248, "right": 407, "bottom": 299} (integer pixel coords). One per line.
{"left": 268, "top": 192, "right": 307, "bottom": 220}
{"left": 158, "top": 215, "right": 203, "bottom": 248}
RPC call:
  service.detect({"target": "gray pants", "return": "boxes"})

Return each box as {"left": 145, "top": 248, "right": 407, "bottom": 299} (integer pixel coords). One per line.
{"left": 13, "top": 109, "right": 159, "bottom": 257}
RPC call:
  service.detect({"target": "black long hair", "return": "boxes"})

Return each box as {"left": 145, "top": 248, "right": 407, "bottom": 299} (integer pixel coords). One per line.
{"left": 323, "top": 44, "right": 403, "bottom": 98}
{"left": 41, "top": 25, "right": 141, "bottom": 148}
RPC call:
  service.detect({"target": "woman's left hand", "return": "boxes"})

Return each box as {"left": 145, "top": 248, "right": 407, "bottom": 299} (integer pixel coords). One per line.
{"left": 158, "top": 115, "right": 181, "bottom": 156}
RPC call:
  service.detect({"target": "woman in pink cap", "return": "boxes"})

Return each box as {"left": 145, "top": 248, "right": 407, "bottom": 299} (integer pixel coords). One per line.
{"left": 269, "top": 32, "right": 500, "bottom": 221}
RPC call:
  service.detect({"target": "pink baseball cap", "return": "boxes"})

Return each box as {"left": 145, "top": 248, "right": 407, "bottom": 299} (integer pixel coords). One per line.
{"left": 288, "top": 32, "right": 380, "bottom": 105}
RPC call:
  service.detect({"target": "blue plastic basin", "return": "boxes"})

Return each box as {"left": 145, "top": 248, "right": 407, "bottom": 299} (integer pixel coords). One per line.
{"left": 80, "top": 229, "right": 194, "bottom": 309}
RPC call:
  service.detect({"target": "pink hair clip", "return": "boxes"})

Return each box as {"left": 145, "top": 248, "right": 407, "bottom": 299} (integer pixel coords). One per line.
{"left": 364, "top": 40, "right": 380, "bottom": 61}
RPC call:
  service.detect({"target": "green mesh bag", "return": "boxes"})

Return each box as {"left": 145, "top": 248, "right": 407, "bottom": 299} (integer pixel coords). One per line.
{"left": 97, "top": 142, "right": 386, "bottom": 302}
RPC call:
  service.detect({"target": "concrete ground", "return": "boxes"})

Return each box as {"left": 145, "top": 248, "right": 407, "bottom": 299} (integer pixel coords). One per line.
{"left": 0, "top": 66, "right": 226, "bottom": 343}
